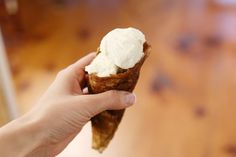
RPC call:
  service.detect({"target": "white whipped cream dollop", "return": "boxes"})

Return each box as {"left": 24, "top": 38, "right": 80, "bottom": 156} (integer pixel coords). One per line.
{"left": 85, "top": 27, "right": 145, "bottom": 77}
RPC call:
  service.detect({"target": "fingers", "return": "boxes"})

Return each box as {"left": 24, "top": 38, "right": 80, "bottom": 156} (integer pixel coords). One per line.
{"left": 56, "top": 53, "right": 96, "bottom": 89}
{"left": 70, "top": 52, "right": 96, "bottom": 71}
{"left": 74, "top": 90, "right": 136, "bottom": 117}
{"left": 70, "top": 53, "right": 96, "bottom": 85}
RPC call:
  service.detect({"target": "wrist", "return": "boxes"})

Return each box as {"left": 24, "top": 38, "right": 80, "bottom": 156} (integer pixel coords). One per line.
{"left": 0, "top": 113, "right": 45, "bottom": 157}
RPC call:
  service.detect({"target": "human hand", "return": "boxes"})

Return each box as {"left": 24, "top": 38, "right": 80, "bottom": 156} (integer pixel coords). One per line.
{"left": 0, "top": 53, "right": 136, "bottom": 157}
{"left": 28, "top": 53, "right": 136, "bottom": 156}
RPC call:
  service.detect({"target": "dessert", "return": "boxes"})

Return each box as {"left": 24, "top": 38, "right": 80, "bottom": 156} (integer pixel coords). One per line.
{"left": 85, "top": 27, "right": 150, "bottom": 153}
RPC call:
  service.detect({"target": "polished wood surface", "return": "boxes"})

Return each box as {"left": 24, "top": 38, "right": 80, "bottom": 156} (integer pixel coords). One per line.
{"left": 1, "top": 0, "right": 236, "bottom": 156}
{"left": 0, "top": 86, "right": 10, "bottom": 125}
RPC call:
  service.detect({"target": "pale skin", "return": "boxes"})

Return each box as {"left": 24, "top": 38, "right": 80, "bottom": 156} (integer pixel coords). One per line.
{"left": 0, "top": 53, "right": 136, "bottom": 157}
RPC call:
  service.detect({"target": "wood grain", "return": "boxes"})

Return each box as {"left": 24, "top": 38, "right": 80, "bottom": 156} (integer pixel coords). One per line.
{"left": 0, "top": 0, "right": 236, "bottom": 156}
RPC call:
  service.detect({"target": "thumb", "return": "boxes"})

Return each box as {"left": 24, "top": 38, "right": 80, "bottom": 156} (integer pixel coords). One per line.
{"left": 76, "top": 90, "right": 136, "bottom": 117}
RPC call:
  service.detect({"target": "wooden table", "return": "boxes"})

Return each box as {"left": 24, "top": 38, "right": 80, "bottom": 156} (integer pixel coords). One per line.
{"left": 1, "top": 0, "right": 236, "bottom": 156}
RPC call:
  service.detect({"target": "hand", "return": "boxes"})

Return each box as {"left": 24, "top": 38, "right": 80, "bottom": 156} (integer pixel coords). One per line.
{"left": 0, "top": 53, "right": 136, "bottom": 157}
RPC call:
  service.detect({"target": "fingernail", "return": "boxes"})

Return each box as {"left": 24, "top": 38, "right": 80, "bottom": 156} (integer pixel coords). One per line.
{"left": 124, "top": 93, "right": 136, "bottom": 106}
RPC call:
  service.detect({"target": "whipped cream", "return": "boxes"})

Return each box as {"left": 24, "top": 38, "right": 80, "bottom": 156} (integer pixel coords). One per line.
{"left": 85, "top": 27, "right": 145, "bottom": 77}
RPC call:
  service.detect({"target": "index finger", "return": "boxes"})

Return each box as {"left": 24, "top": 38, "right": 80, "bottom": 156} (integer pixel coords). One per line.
{"left": 68, "top": 52, "right": 96, "bottom": 87}
{"left": 71, "top": 52, "right": 96, "bottom": 70}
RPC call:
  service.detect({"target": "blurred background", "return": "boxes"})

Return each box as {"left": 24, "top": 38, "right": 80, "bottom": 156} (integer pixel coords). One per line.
{"left": 1, "top": 0, "right": 236, "bottom": 156}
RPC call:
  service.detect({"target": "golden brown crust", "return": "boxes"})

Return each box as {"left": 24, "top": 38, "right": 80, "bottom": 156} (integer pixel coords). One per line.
{"left": 87, "top": 42, "right": 151, "bottom": 153}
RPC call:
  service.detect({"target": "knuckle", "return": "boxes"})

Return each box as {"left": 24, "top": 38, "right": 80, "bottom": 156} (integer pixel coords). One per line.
{"left": 108, "top": 90, "right": 118, "bottom": 98}
{"left": 108, "top": 90, "right": 123, "bottom": 105}
{"left": 56, "top": 69, "right": 67, "bottom": 78}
